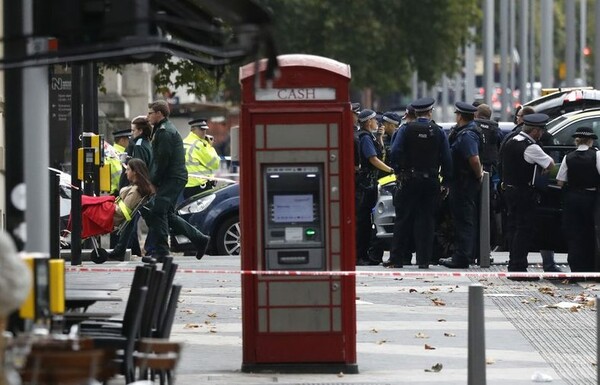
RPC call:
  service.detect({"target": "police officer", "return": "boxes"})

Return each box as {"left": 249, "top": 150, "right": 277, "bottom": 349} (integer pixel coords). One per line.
{"left": 355, "top": 109, "right": 393, "bottom": 265}
{"left": 351, "top": 102, "right": 361, "bottom": 131}
{"left": 367, "top": 112, "right": 402, "bottom": 264}
{"left": 145, "top": 100, "right": 211, "bottom": 261}
{"left": 183, "top": 118, "right": 221, "bottom": 199}
{"left": 386, "top": 98, "right": 452, "bottom": 268}
{"left": 499, "top": 113, "right": 555, "bottom": 280}
{"left": 108, "top": 129, "right": 131, "bottom": 195}
{"left": 440, "top": 102, "right": 482, "bottom": 269}
{"left": 556, "top": 127, "right": 600, "bottom": 274}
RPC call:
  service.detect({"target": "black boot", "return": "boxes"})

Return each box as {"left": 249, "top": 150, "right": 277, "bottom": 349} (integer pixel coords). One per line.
{"left": 541, "top": 250, "right": 562, "bottom": 272}
{"left": 195, "top": 234, "right": 211, "bottom": 260}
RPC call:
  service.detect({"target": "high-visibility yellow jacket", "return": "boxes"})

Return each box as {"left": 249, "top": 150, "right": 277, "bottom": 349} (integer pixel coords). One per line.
{"left": 108, "top": 144, "right": 126, "bottom": 194}
{"left": 183, "top": 131, "right": 220, "bottom": 188}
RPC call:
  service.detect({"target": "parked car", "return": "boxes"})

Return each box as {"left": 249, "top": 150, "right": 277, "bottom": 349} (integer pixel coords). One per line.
{"left": 521, "top": 87, "right": 600, "bottom": 120}
{"left": 171, "top": 180, "right": 240, "bottom": 256}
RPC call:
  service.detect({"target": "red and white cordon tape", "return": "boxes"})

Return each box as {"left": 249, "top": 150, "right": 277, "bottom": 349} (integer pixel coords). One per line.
{"left": 64, "top": 266, "right": 600, "bottom": 280}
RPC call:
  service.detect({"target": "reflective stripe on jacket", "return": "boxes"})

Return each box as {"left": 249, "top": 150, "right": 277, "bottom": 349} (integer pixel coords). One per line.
{"left": 183, "top": 132, "right": 220, "bottom": 188}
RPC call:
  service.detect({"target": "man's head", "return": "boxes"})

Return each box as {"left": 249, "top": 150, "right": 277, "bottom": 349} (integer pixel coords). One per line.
{"left": 382, "top": 112, "right": 401, "bottom": 135}
{"left": 515, "top": 106, "right": 535, "bottom": 125}
{"left": 522, "top": 113, "right": 550, "bottom": 141}
{"left": 112, "top": 128, "right": 131, "bottom": 146}
{"left": 454, "top": 101, "right": 477, "bottom": 125}
{"left": 411, "top": 97, "right": 435, "bottom": 119}
{"left": 147, "top": 100, "right": 170, "bottom": 125}
{"left": 475, "top": 103, "right": 492, "bottom": 120}
{"left": 403, "top": 104, "right": 417, "bottom": 123}
{"left": 358, "top": 109, "right": 377, "bottom": 132}
{"left": 189, "top": 118, "right": 210, "bottom": 137}
{"left": 351, "top": 102, "right": 361, "bottom": 125}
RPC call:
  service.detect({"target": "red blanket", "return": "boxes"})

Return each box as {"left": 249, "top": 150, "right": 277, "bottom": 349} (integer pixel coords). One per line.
{"left": 68, "top": 195, "right": 116, "bottom": 238}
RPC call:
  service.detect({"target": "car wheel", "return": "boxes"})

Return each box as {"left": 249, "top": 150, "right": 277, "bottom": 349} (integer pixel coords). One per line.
{"left": 215, "top": 215, "right": 241, "bottom": 256}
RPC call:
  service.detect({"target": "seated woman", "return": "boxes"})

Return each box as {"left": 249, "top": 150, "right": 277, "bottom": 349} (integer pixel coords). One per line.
{"left": 113, "top": 158, "right": 155, "bottom": 228}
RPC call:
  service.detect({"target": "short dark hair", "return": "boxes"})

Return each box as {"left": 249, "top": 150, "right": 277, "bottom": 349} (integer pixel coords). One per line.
{"left": 148, "top": 100, "right": 170, "bottom": 118}
{"left": 131, "top": 116, "right": 152, "bottom": 138}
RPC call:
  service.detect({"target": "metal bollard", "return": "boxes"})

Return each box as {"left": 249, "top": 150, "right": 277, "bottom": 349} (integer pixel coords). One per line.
{"left": 479, "top": 172, "right": 491, "bottom": 268}
{"left": 468, "top": 284, "right": 487, "bottom": 385}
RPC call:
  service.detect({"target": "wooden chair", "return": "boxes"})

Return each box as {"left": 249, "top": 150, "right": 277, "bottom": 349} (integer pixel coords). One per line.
{"left": 134, "top": 338, "right": 182, "bottom": 385}
{"left": 20, "top": 348, "right": 117, "bottom": 385}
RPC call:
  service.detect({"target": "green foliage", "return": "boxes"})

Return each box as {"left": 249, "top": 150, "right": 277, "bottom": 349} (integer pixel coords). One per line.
{"left": 152, "top": 59, "right": 220, "bottom": 97}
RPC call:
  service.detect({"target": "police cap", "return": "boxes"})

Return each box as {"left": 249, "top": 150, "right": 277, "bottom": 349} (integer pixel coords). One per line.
{"left": 382, "top": 112, "right": 402, "bottom": 126}
{"left": 454, "top": 101, "right": 478, "bottom": 114}
{"left": 572, "top": 126, "right": 598, "bottom": 139}
{"left": 351, "top": 102, "right": 361, "bottom": 115}
{"left": 522, "top": 113, "right": 550, "bottom": 128}
{"left": 189, "top": 118, "right": 209, "bottom": 130}
{"left": 112, "top": 129, "right": 131, "bottom": 139}
{"left": 358, "top": 109, "right": 376, "bottom": 123}
{"left": 411, "top": 97, "right": 435, "bottom": 112}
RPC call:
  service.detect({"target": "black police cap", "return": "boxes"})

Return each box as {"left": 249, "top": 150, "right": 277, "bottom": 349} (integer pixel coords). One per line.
{"left": 382, "top": 112, "right": 402, "bottom": 125}
{"left": 358, "top": 109, "right": 376, "bottom": 123}
{"left": 454, "top": 101, "right": 478, "bottom": 114}
{"left": 411, "top": 97, "right": 435, "bottom": 112}
{"left": 522, "top": 113, "right": 550, "bottom": 128}
{"left": 112, "top": 129, "right": 131, "bottom": 139}
{"left": 189, "top": 118, "right": 209, "bottom": 129}
{"left": 351, "top": 102, "right": 361, "bottom": 114}
{"left": 572, "top": 126, "right": 598, "bottom": 139}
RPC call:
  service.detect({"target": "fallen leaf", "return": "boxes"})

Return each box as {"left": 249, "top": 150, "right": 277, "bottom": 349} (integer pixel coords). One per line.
{"left": 486, "top": 358, "right": 495, "bottom": 365}
{"left": 415, "top": 332, "right": 429, "bottom": 339}
{"left": 424, "top": 363, "right": 443, "bottom": 372}
{"left": 443, "top": 332, "right": 456, "bottom": 337}
{"left": 409, "top": 288, "right": 418, "bottom": 293}
{"left": 431, "top": 298, "right": 446, "bottom": 306}
{"left": 209, "top": 328, "right": 217, "bottom": 333}
{"left": 430, "top": 287, "right": 440, "bottom": 292}
{"left": 570, "top": 306, "right": 579, "bottom": 312}
{"left": 370, "top": 328, "right": 379, "bottom": 333}
{"left": 438, "top": 318, "right": 447, "bottom": 322}
{"left": 376, "top": 340, "right": 387, "bottom": 345}
{"left": 424, "top": 344, "right": 436, "bottom": 350}
{"left": 337, "top": 372, "right": 344, "bottom": 377}
{"left": 538, "top": 286, "right": 556, "bottom": 297}
{"left": 180, "top": 308, "right": 195, "bottom": 314}
{"left": 207, "top": 313, "right": 217, "bottom": 318}
{"left": 183, "top": 323, "right": 200, "bottom": 329}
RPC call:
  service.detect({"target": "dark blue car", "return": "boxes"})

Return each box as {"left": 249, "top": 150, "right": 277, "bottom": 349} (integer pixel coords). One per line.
{"left": 170, "top": 181, "right": 240, "bottom": 256}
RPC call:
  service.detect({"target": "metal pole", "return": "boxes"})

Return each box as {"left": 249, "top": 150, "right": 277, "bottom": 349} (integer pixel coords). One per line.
{"left": 479, "top": 172, "right": 491, "bottom": 268}
{"left": 530, "top": 0, "right": 536, "bottom": 90}
{"left": 500, "top": 0, "right": 509, "bottom": 121}
{"left": 441, "top": 75, "right": 449, "bottom": 122}
{"left": 465, "top": 27, "right": 476, "bottom": 104}
{"left": 483, "top": 0, "right": 494, "bottom": 106}
{"left": 518, "top": 0, "right": 529, "bottom": 104}
{"left": 540, "top": 0, "right": 554, "bottom": 87}
{"left": 509, "top": 0, "right": 516, "bottom": 110}
{"left": 50, "top": 170, "right": 60, "bottom": 259}
{"left": 70, "top": 65, "right": 83, "bottom": 265}
{"left": 468, "top": 284, "right": 487, "bottom": 385}
{"left": 411, "top": 71, "right": 418, "bottom": 100}
{"left": 566, "top": 0, "right": 576, "bottom": 86}
{"left": 580, "top": 0, "right": 587, "bottom": 85}
{"left": 23, "top": 34, "right": 50, "bottom": 254}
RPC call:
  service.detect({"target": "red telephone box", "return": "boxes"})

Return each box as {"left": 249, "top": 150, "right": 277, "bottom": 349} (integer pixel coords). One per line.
{"left": 239, "top": 54, "right": 357, "bottom": 373}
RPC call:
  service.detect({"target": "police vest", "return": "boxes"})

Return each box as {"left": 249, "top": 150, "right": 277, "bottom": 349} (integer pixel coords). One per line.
{"left": 501, "top": 135, "right": 535, "bottom": 187}
{"left": 451, "top": 125, "right": 482, "bottom": 180}
{"left": 183, "top": 132, "right": 221, "bottom": 188}
{"left": 566, "top": 148, "right": 600, "bottom": 189}
{"left": 474, "top": 118, "right": 499, "bottom": 165}
{"left": 399, "top": 121, "right": 441, "bottom": 174}
{"left": 356, "top": 130, "right": 381, "bottom": 180}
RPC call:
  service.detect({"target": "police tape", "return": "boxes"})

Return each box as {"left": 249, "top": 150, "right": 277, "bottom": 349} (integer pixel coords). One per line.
{"left": 64, "top": 266, "right": 600, "bottom": 279}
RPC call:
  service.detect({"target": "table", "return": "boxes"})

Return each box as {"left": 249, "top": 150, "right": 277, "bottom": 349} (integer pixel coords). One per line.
{"left": 65, "top": 289, "right": 122, "bottom": 311}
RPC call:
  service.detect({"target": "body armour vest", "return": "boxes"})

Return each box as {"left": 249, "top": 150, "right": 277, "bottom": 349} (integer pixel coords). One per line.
{"left": 400, "top": 121, "right": 441, "bottom": 173}
{"left": 451, "top": 126, "right": 482, "bottom": 180}
{"left": 358, "top": 130, "right": 381, "bottom": 174}
{"left": 566, "top": 148, "right": 600, "bottom": 189}
{"left": 501, "top": 135, "right": 535, "bottom": 187}
{"left": 474, "top": 118, "right": 499, "bottom": 165}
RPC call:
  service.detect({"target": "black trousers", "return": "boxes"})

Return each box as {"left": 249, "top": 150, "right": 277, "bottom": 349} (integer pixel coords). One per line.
{"left": 563, "top": 190, "right": 597, "bottom": 272}
{"left": 448, "top": 178, "right": 479, "bottom": 266}
{"left": 355, "top": 184, "right": 378, "bottom": 262}
{"left": 390, "top": 177, "right": 439, "bottom": 266}
{"left": 503, "top": 187, "right": 536, "bottom": 271}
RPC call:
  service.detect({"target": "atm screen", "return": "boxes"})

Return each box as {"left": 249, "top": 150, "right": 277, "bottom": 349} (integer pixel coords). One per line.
{"left": 272, "top": 194, "right": 314, "bottom": 223}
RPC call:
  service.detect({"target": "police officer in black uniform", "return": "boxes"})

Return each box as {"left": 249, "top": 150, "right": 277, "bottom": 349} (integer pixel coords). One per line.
{"left": 355, "top": 109, "right": 394, "bottom": 265}
{"left": 500, "top": 113, "right": 555, "bottom": 279}
{"left": 556, "top": 127, "right": 600, "bottom": 274}
{"left": 440, "top": 102, "right": 482, "bottom": 269}
{"left": 386, "top": 98, "right": 452, "bottom": 268}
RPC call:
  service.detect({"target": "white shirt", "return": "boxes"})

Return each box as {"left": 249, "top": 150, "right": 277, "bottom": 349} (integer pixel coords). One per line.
{"left": 556, "top": 144, "right": 600, "bottom": 182}
{"left": 514, "top": 132, "right": 554, "bottom": 169}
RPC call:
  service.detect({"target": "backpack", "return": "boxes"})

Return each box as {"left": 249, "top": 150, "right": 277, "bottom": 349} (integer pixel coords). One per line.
{"left": 353, "top": 130, "right": 371, "bottom": 171}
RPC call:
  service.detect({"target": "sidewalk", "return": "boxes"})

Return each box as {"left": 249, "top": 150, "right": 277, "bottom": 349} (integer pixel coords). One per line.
{"left": 68, "top": 252, "right": 596, "bottom": 385}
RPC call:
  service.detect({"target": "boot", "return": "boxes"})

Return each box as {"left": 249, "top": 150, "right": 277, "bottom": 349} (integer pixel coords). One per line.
{"left": 540, "top": 249, "right": 562, "bottom": 272}
{"left": 194, "top": 234, "right": 211, "bottom": 260}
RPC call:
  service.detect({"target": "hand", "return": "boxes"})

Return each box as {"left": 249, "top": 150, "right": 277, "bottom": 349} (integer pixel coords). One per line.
{"left": 441, "top": 186, "right": 449, "bottom": 199}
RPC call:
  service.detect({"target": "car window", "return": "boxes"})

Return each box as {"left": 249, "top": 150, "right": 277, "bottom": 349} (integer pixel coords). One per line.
{"left": 551, "top": 118, "right": 600, "bottom": 146}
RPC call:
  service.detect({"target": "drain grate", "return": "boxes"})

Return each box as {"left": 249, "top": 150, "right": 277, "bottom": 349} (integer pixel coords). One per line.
{"left": 471, "top": 266, "right": 596, "bottom": 385}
